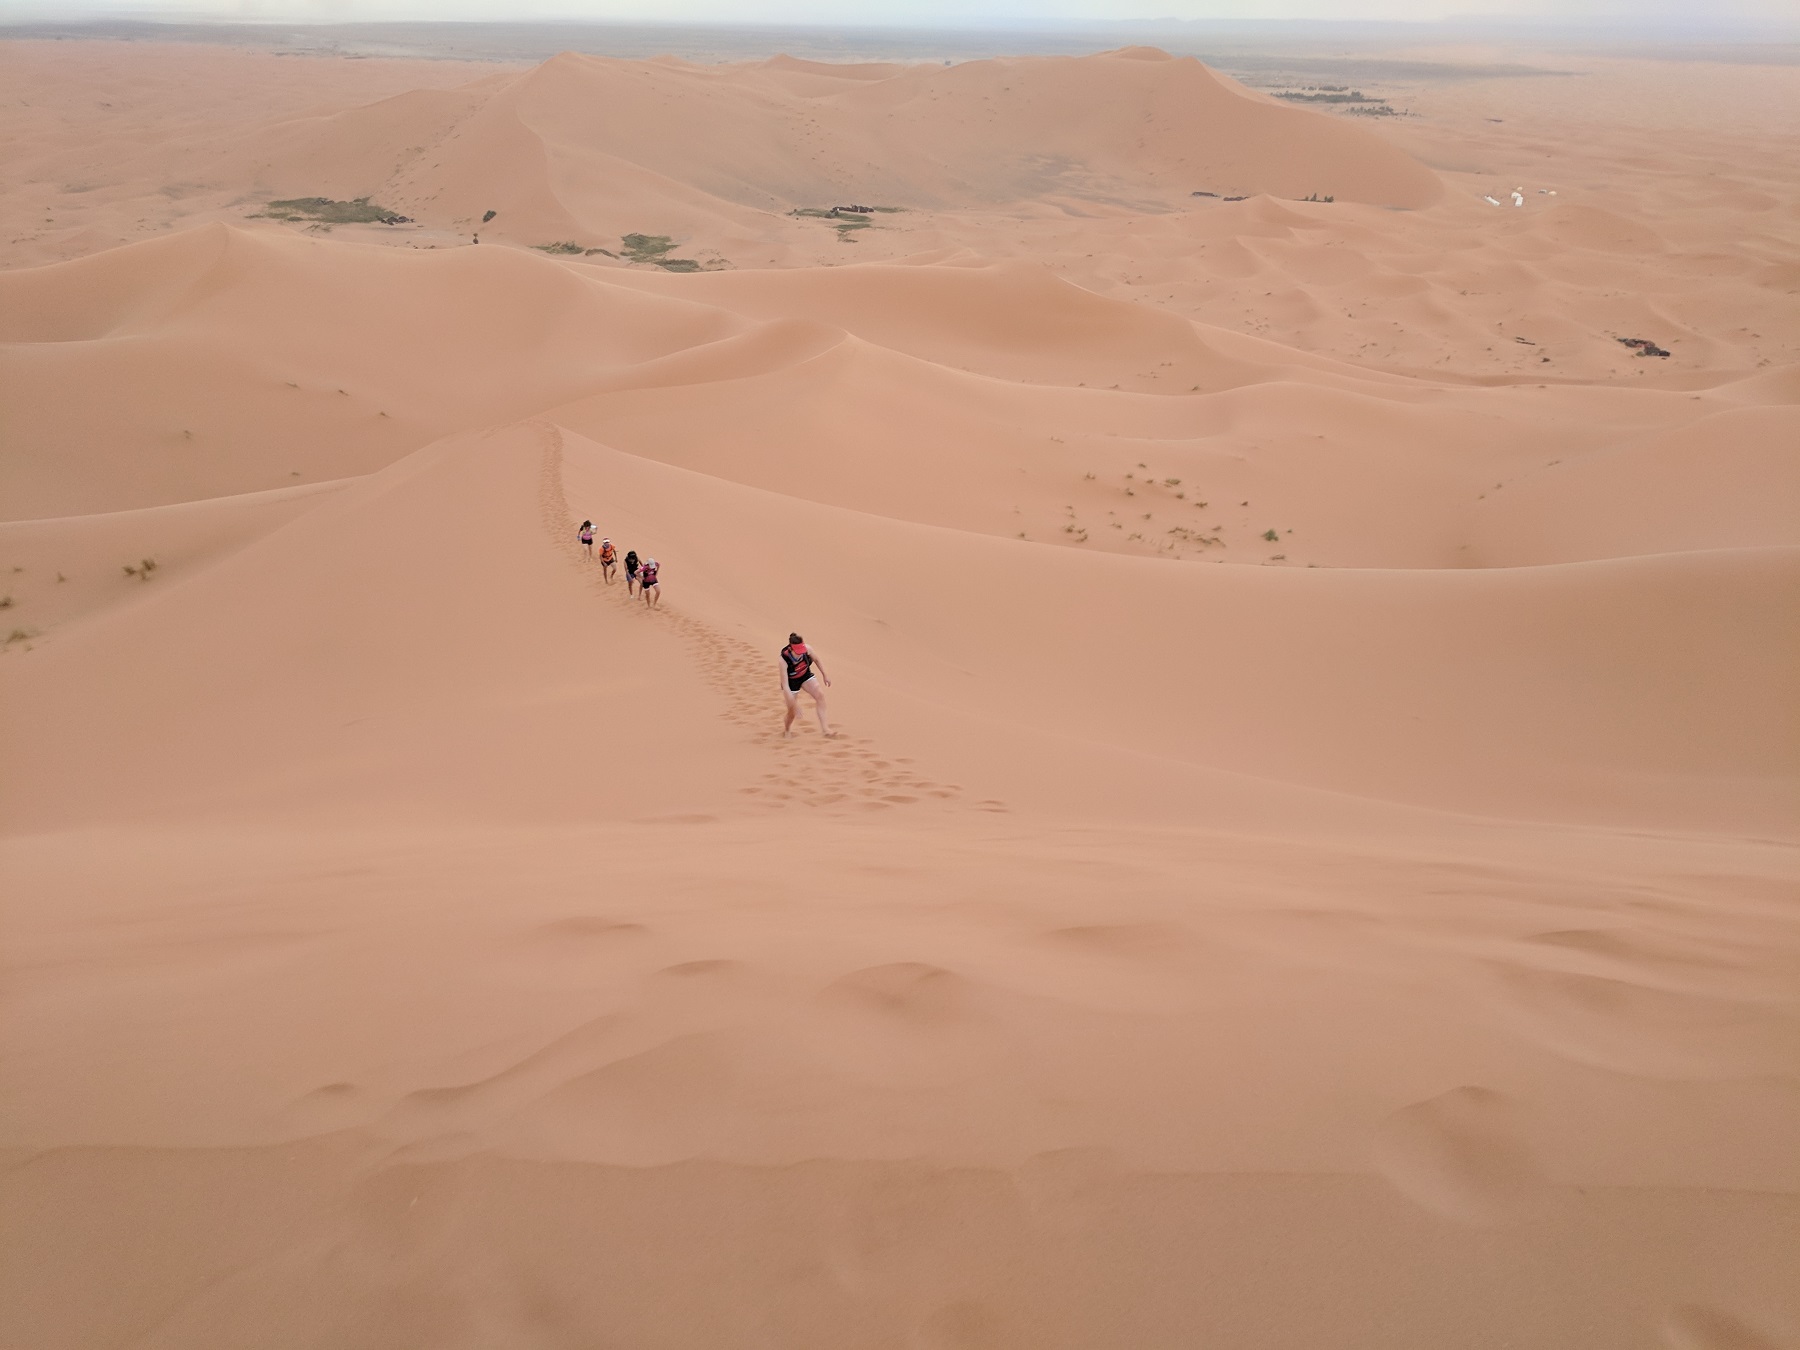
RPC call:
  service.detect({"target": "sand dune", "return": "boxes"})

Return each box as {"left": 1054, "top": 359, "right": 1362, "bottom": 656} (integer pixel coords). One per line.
{"left": 241, "top": 45, "right": 1441, "bottom": 251}
{"left": 0, "top": 224, "right": 740, "bottom": 516}
{"left": 0, "top": 425, "right": 765, "bottom": 831}
{"left": 9, "top": 419, "right": 1788, "bottom": 835}
{"left": 555, "top": 431, "right": 1799, "bottom": 826}
{"left": 10, "top": 228, "right": 1792, "bottom": 569}
{"left": 1467, "top": 404, "right": 1800, "bottom": 565}
{"left": 2, "top": 34, "right": 1797, "bottom": 1350}
{"left": 0, "top": 476, "right": 349, "bottom": 634}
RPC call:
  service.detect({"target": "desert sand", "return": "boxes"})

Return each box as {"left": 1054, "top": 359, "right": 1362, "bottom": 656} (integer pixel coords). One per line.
{"left": 1, "top": 31, "right": 1797, "bottom": 1350}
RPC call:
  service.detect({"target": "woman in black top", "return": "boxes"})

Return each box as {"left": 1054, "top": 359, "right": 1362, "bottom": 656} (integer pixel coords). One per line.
{"left": 623, "top": 550, "right": 640, "bottom": 595}
{"left": 780, "top": 632, "right": 834, "bottom": 739}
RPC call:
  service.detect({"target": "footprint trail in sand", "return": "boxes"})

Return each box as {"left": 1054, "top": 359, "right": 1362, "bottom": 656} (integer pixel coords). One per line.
{"left": 535, "top": 420, "right": 982, "bottom": 815}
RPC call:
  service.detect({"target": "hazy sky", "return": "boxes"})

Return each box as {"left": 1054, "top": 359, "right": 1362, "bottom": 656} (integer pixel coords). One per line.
{"left": 3, "top": 0, "right": 1795, "bottom": 25}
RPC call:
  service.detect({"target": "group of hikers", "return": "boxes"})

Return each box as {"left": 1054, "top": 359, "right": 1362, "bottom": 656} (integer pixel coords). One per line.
{"left": 579, "top": 520, "right": 661, "bottom": 607}
{"left": 579, "top": 520, "right": 834, "bottom": 738}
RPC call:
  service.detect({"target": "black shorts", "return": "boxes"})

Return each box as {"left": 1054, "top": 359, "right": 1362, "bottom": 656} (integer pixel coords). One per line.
{"left": 787, "top": 674, "right": 813, "bottom": 694}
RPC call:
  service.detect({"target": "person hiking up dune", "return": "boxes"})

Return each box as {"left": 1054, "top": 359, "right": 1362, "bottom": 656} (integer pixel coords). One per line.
{"left": 623, "top": 549, "right": 640, "bottom": 595}
{"left": 780, "top": 633, "right": 834, "bottom": 739}
{"left": 598, "top": 537, "right": 617, "bottom": 584}
{"left": 640, "top": 557, "right": 662, "bottom": 609}
{"left": 578, "top": 520, "right": 594, "bottom": 560}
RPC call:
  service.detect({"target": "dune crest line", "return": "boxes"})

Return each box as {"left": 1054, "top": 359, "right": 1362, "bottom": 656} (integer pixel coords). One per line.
{"left": 532, "top": 418, "right": 969, "bottom": 814}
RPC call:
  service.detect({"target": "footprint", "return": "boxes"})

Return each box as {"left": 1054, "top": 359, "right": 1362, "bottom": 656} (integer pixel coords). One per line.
{"left": 1484, "top": 962, "right": 1800, "bottom": 1079}
{"left": 657, "top": 958, "right": 741, "bottom": 978}
{"left": 387, "top": 1012, "right": 624, "bottom": 1132}
{"left": 527, "top": 1032, "right": 742, "bottom": 1140}
{"left": 1369, "top": 1085, "right": 1547, "bottom": 1224}
{"left": 821, "top": 962, "right": 972, "bottom": 1024}
{"left": 1663, "top": 1305, "right": 1785, "bottom": 1350}
{"left": 913, "top": 1301, "right": 1002, "bottom": 1350}
{"left": 1526, "top": 928, "right": 1646, "bottom": 957}
{"left": 1045, "top": 921, "right": 1189, "bottom": 958}
{"left": 536, "top": 916, "right": 649, "bottom": 941}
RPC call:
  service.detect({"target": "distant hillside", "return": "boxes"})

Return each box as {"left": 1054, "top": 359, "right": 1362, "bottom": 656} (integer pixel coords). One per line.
{"left": 239, "top": 47, "right": 1442, "bottom": 248}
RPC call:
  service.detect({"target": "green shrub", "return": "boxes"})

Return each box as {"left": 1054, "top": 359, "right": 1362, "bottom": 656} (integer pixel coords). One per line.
{"left": 620, "top": 233, "right": 706, "bottom": 271}
{"left": 263, "top": 197, "right": 410, "bottom": 225}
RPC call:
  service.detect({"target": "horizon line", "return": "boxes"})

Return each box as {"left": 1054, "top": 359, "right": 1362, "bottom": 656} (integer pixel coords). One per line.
{"left": 5, "top": 12, "right": 1800, "bottom": 33}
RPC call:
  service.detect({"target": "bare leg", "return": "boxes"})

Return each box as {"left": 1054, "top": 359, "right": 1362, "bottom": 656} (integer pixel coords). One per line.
{"left": 805, "top": 680, "right": 834, "bottom": 737}
{"left": 782, "top": 687, "right": 799, "bottom": 738}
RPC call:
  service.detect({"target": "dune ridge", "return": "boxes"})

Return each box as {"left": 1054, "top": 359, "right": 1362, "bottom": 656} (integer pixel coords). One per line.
{"left": 241, "top": 45, "right": 1442, "bottom": 247}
